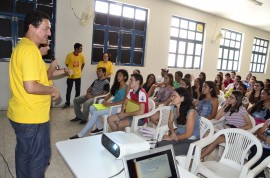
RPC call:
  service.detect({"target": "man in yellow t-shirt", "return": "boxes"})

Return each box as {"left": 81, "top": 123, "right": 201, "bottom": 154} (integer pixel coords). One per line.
{"left": 63, "top": 43, "right": 85, "bottom": 108}
{"left": 7, "top": 11, "right": 60, "bottom": 178}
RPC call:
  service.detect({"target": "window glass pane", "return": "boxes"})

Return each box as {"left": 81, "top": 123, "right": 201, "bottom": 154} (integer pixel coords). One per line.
{"left": 256, "top": 64, "right": 260, "bottom": 72}
{"left": 224, "top": 39, "right": 230, "bottom": 47}
{"left": 135, "top": 35, "right": 143, "bottom": 48}
{"left": 235, "top": 51, "right": 239, "bottom": 60}
{"left": 189, "top": 21, "right": 196, "bottom": 31}
{"left": 259, "top": 47, "right": 263, "bottom": 53}
{"left": 135, "top": 9, "right": 146, "bottom": 21}
{"left": 16, "top": 1, "right": 34, "bottom": 14}
{"left": 256, "top": 39, "right": 260, "bottom": 45}
{"left": 194, "top": 56, "right": 200, "bottom": 68}
{"left": 233, "top": 61, "right": 238, "bottom": 70}
{"left": 95, "top": 1, "right": 108, "bottom": 13}
{"left": 188, "top": 31, "right": 195, "bottom": 40}
{"left": 196, "top": 33, "right": 202, "bottom": 41}
{"left": 236, "top": 34, "right": 241, "bottom": 41}
{"left": 230, "top": 40, "right": 235, "bottom": 48}
{"left": 109, "top": 31, "right": 118, "bottom": 46}
{"left": 109, "top": 15, "right": 121, "bottom": 27}
{"left": 177, "top": 55, "right": 184, "bottom": 67}
{"left": 110, "top": 3, "right": 121, "bottom": 16}
{"left": 95, "top": 13, "right": 108, "bottom": 25}
{"left": 218, "top": 48, "right": 222, "bottom": 58}
{"left": 254, "top": 55, "right": 257, "bottom": 62}
{"left": 179, "top": 29, "right": 187, "bottom": 38}
{"left": 249, "top": 64, "right": 252, "bottom": 71}
{"left": 223, "top": 49, "right": 228, "bottom": 59}
{"left": 185, "top": 56, "right": 192, "bottom": 68}
{"left": 0, "top": 0, "right": 13, "bottom": 13}
{"left": 260, "top": 40, "right": 264, "bottom": 46}
{"left": 220, "top": 38, "right": 224, "bottom": 46}
{"left": 168, "top": 54, "right": 176, "bottom": 66}
{"left": 187, "top": 43, "right": 194, "bottom": 54}
{"left": 231, "top": 33, "right": 236, "bottom": 40}
{"left": 171, "top": 18, "right": 179, "bottom": 27}
{"left": 225, "top": 31, "right": 231, "bottom": 39}
{"left": 262, "top": 56, "right": 265, "bottom": 63}
{"left": 0, "top": 40, "right": 12, "bottom": 58}
{"left": 122, "top": 18, "right": 133, "bottom": 29}
{"left": 170, "top": 28, "right": 179, "bottom": 37}
{"left": 169, "top": 40, "right": 177, "bottom": 53}
{"left": 0, "top": 18, "right": 12, "bottom": 37}
{"left": 258, "top": 55, "right": 262, "bottom": 63}
{"left": 93, "top": 30, "right": 104, "bottom": 44}
{"left": 261, "top": 65, "right": 264, "bottom": 72}
{"left": 92, "top": 47, "right": 104, "bottom": 62}
{"left": 123, "top": 6, "right": 134, "bottom": 18}
{"left": 263, "top": 47, "right": 267, "bottom": 53}
{"left": 180, "top": 20, "right": 188, "bottom": 29}
{"left": 264, "top": 41, "right": 268, "bottom": 47}
{"left": 217, "top": 59, "right": 221, "bottom": 70}
{"left": 18, "top": 19, "right": 24, "bottom": 38}
{"left": 195, "top": 44, "right": 201, "bottom": 55}
{"left": 134, "top": 21, "right": 145, "bottom": 31}
{"left": 122, "top": 33, "right": 132, "bottom": 47}
{"left": 222, "top": 60, "right": 227, "bottom": 70}
{"left": 252, "top": 64, "right": 256, "bottom": 71}
{"left": 235, "top": 41, "right": 240, "bottom": 49}
{"left": 229, "top": 50, "right": 234, "bottom": 59}
{"left": 228, "top": 61, "right": 232, "bottom": 70}
{"left": 178, "top": 41, "right": 186, "bottom": 54}
{"left": 134, "top": 51, "right": 142, "bottom": 64}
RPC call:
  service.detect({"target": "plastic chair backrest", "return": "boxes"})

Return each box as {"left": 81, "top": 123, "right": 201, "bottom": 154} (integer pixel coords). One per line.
{"left": 218, "top": 128, "right": 262, "bottom": 173}
{"left": 246, "top": 156, "right": 270, "bottom": 178}
{"left": 200, "top": 117, "right": 214, "bottom": 139}
{"left": 156, "top": 106, "right": 171, "bottom": 128}
{"left": 148, "top": 98, "right": 155, "bottom": 112}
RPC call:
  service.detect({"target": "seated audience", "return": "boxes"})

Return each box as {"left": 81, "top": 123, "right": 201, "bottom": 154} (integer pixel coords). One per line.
{"left": 248, "top": 118, "right": 270, "bottom": 178}
{"left": 142, "top": 74, "right": 156, "bottom": 96}
{"left": 180, "top": 78, "right": 192, "bottom": 96}
{"left": 148, "top": 68, "right": 169, "bottom": 96}
{"left": 192, "top": 78, "right": 203, "bottom": 100}
{"left": 264, "top": 79, "right": 270, "bottom": 89}
{"left": 174, "top": 71, "right": 183, "bottom": 89}
{"left": 200, "top": 91, "right": 252, "bottom": 159}
{"left": 248, "top": 88, "right": 270, "bottom": 125}
{"left": 223, "top": 73, "right": 234, "bottom": 88}
{"left": 108, "top": 74, "right": 148, "bottom": 131}
{"left": 70, "top": 67, "right": 110, "bottom": 124}
{"left": 156, "top": 87, "right": 200, "bottom": 156}
{"left": 230, "top": 71, "right": 236, "bottom": 81}
{"left": 194, "top": 81, "right": 218, "bottom": 120}
{"left": 199, "top": 72, "right": 206, "bottom": 83}
{"left": 133, "top": 69, "right": 140, "bottom": 74}
{"left": 236, "top": 83, "right": 249, "bottom": 109}
{"left": 69, "top": 69, "right": 129, "bottom": 139}
{"left": 247, "top": 75, "right": 257, "bottom": 92}
{"left": 96, "top": 52, "right": 114, "bottom": 82}
{"left": 214, "top": 74, "right": 224, "bottom": 91}
{"left": 224, "top": 80, "right": 243, "bottom": 99}
{"left": 224, "top": 75, "right": 241, "bottom": 92}
{"left": 247, "top": 81, "right": 264, "bottom": 105}
{"left": 184, "top": 73, "right": 193, "bottom": 83}
{"left": 242, "top": 72, "right": 252, "bottom": 88}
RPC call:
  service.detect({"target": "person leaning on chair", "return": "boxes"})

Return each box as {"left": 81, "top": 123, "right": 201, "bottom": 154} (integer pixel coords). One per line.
{"left": 63, "top": 43, "right": 85, "bottom": 108}
{"left": 70, "top": 67, "right": 110, "bottom": 124}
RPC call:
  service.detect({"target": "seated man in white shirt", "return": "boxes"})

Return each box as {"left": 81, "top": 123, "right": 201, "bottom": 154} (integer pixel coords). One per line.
{"left": 224, "top": 75, "right": 241, "bottom": 92}
{"left": 148, "top": 68, "right": 169, "bottom": 97}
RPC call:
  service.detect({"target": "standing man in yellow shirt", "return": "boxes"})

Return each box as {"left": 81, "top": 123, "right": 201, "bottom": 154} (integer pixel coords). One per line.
{"left": 63, "top": 43, "right": 85, "bottom": 108}
{"left": 8, "top": 11, "right": 60, "bottom": 178}
{"left": 96, "top": 52, "right": 114, "bottom": 82}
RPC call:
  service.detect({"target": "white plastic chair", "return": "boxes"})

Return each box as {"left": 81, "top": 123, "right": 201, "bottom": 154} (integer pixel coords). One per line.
{"left": 246, "top": 156, "right": 270, "bottom": 178}
{"left": 193, "top": 128, "right": 263, "bottom": 178}
{"left": 174, "top": 117, "right": 215, "bottom": 171}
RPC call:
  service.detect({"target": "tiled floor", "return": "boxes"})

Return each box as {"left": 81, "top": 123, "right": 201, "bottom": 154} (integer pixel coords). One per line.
{"left": 0, "top": 107, "right": 92, "bottom": 178}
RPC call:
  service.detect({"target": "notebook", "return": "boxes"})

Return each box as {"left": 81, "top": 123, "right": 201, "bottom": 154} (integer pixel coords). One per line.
{"left": 122, "top": 145, "right": 180, "bottom": 178}
{"left": 125, "top": 99, "right": 140, "bottom": 113}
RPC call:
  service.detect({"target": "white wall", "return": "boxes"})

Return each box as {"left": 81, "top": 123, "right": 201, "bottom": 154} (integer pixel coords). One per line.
{"left": 1, "top": 0, "right": 269, "bottom": 109}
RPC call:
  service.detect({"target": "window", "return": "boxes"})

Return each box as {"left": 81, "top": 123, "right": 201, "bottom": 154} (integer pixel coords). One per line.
{"left": 217, "top": 29, "right": 242, "bottom": 71}
{"left": 92, "top": 0, "right": 148, "bottom": 66}
{"left": 249, "top": 37, "right": 269, "bottom": 73}
{"left": 168, "top": 16, "right": 205, "bottom": 69}
{"left": 0, "top": 0, "right": 56, "bottom": 62}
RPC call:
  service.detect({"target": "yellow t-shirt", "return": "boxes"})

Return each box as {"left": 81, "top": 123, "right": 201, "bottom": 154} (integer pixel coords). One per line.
{"left": 96, "top": 61, "right": 114, "bottom": 78}
{"left": 7, "top": 38, "right": 51, "bottom": 124}
{"left": 65, "top": 52, "right": 85, "bottom": 79}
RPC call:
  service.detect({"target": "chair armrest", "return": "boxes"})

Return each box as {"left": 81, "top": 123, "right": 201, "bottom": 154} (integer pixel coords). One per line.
{"left": 103, "top": 104, "right": 122, "bottom": 133}
{"left": 93, "top": 94, "right": 108, "bottom": 104}
{"left": 249, "top": 123, "right": 264, "bottom": 134}
{"left": 154, "top": 125, "right": 169, "bottom": 141}
{"left": 211, "top": 117, "right": 225, "bottom": 125}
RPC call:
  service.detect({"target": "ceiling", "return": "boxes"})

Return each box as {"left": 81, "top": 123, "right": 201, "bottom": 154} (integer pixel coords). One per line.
{"left": 165, "top": 0, "right": 270, "bottom": 32}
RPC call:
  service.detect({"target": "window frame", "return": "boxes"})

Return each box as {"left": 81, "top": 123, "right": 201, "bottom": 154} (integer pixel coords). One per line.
{"left": 249, "top": 37, "right": 269, "bottom": 73}
{"left": 168, "top": 16, "right": 205, "bottom": 69}
{"left": 91, "top": 0, "right": 148, "bottom": 66}
{"left": 217, "top": 28, "right": 242, "bottom": 72}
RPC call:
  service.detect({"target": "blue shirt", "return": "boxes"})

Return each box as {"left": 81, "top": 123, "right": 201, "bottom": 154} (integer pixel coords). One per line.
{"left": 112, "top": 86, "right": 127, "bottom": 103}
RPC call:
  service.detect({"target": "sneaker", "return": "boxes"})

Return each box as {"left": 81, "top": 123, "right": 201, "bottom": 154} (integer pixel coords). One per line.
{"left": 70, "top": 117, "right": 81, "bottom": 122}
{"left": 69, "top": 135, "right": 80, "bottom": 139}
{"left": 90, "top": 128, "right": 103, "bottom": 135}
{"left": 62, "top": 104, "right": 69, "bottom": 109}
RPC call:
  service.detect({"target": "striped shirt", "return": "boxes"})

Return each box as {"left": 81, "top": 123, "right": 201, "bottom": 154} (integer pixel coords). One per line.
{"left": 91, "top": 78, "right": 110, "bottom": 95}
{"left": 224, "top": 106, "right": 248, "bottom": 128}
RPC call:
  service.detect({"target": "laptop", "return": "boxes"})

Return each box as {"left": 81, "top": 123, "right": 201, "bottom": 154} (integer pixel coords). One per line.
{"left": 122, "top": 145, "right": 180, "bottom": 178}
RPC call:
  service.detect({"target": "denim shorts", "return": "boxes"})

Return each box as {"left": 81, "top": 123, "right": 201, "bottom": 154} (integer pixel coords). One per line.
{"left": 126, "top": 116, "right": 145, "bottom": 126}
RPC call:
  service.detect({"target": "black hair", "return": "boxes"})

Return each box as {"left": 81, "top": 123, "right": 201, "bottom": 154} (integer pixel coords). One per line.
{"left": 249, "top": 81, "right": 264, "bottom": 104}
{"left": 181, "top": 78, "right": 192, "bottom": 94}
{"left": 224, "top": 90, "right": 243, "bottom": 115}
{"left": 237, "top": 83, "right": 247, "bottom": 96}
{"left": 131, "top": 73, "right": 143, "bottom": 85}
{"left": 74, "top": 43, "right": 82, "bottom": 50}
{"left": 215, "top": 74, "right": 223, "bottom": 90}
{"left": 97, "top": 67, "right": 106, "bottom": 74}
{"left": 133, "top": 69, "right": 140, "bottom": 74}
{"left": 103, "top": 52, "right": 112, "bottom": 60}
{"left": 166, "top": 73, "right": 174, "bottom": 87}
{"left": 235, "top": 75, "right": 241, "bottom": 80}
{"left": 250, "top": 89, "right": 270, "bottom": 114}
{"left": 174, "top": 87, "right": 196, "bottom": 125}
{"left": 200, "top": 81, "right": 218, "bottom": 100}
{"left": 175, "top": 71, "right": 183, "bottom": 79}
{"left": 184, "top": 74, "right": 192, "bottom": 81}
{"left": 111, "top": 69, "right": 129, "bottom": 96}
{"left": 24, "top": 11, "right": 50, "bottom": 34}
{"left": 200, "top": 72, "right": 206, "bottom": 83}
{"left": 231, "top": 71, "right": 236, "bottom": 75}
{"left": 225, "top": 73, "right": 231, "bottom": 77}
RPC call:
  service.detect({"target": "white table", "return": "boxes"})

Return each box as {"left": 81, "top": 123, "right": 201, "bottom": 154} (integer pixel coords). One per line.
{"left": 56, "top": 135, "right": 198, "bottom": 178}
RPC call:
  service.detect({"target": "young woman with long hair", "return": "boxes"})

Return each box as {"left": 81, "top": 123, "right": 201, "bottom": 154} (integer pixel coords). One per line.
{"left": 69, "top": 69, "right": 129, "bottom": 139}
{"left": 201, "top": 90, "right": 252, "bottom": 159}
{"left": 192, "top": 78, "right": 203, "bottom": 100}
{"left": 214, "top": 74, "right": 224, "bottom": 91}
{"left": 194, "top": 81, "right": 218, "bottom": 120}
{"left": 247, "top": 80, "right": 264, "bottom": 104}
{"left": 142, "top": 74, "right": 156, "bottom": 96}
{"left": 156, "top": 87, "right": 200, "bottom": 156}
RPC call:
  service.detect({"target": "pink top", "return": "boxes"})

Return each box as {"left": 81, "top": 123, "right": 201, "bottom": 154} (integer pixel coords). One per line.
{"left": 224, "top": 106, "right": 248, "bottom": 128}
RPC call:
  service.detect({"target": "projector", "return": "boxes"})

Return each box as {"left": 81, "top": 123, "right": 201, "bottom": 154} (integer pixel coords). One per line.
{"left": 101, "top": 131, "right": 150, "bottom": 159}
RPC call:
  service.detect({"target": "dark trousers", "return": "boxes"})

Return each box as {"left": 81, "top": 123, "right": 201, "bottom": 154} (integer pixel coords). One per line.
{"left": 9, "top": 120, "right": 51, "bottom": 178}
{"left": 249, "top": 145, "right": 270, "bottom": 178}
{"left": 65, "top": 78, "right": 81, "bottom": 106}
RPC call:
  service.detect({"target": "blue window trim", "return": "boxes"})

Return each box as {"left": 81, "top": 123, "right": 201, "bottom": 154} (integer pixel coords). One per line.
{"left": 92, "top": 0, "right": 148, "bottom": 66}
{"left": 0, "top": 0, "right": 56, "bottom": 63}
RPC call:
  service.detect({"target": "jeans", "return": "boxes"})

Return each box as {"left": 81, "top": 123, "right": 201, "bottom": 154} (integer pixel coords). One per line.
{"left": 73, "top": 95, "right": 94, "bottom": 121}
{"left": 78, "top": 106, "right": 118, "bottom": 137}
{"left": 65, "top": 78, "right": 81, "bottom": 106}
{"left": 9, "top": 120, "right": 51, "bottom": 178}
